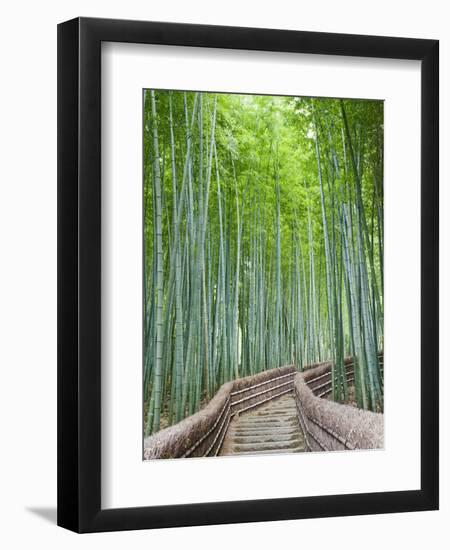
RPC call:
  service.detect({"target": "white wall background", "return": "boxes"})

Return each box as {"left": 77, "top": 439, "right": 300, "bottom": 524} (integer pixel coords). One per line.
{"left": 0, "top": 0, "right": 447, "bottom": 547}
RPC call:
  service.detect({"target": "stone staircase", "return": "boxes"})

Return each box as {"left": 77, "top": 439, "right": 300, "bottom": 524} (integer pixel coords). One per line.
{"left": 219, "top": 393, "right": 305, "bottom": 456}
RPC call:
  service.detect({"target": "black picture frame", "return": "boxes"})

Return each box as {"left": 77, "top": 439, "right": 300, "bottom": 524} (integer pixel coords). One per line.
{"left": 57, "top": 17, "right": 439, "bottom": 533}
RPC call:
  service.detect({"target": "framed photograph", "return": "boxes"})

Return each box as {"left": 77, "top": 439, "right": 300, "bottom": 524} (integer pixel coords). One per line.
{"left": 57, "top": 17, "right": 439, "bottom": 533}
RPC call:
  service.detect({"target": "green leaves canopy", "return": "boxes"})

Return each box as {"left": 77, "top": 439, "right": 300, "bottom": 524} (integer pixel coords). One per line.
{"left": 144, "top": 90, "right": 384, "bottom": 435}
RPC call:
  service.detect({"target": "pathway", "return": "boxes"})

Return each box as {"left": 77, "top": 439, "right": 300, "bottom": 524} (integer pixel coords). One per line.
{"left": 219, "top": 393, "right": 305, "bottom": 456}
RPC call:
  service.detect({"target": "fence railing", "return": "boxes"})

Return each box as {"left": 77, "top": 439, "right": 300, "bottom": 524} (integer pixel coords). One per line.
{"left": 294, "top": 358, "right": 384, "bottom": 452}
{"left": 143, "top": 354, "right": 384, "bottom": 459}
{"left": 305, "top": 353, "right": 384, "bottom": 399}
{"left": 144, "top": 365, "right": 296, "bottom": 460}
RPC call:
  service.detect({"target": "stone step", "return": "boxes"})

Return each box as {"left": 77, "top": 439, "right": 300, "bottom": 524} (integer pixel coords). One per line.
{"left": 219, "top": 393, "right": 306, "bottom": 456}
{"left": 237, "top": 416, "right": 298, "bottom": 424}
{"left": 233, "top": 438, "right": 303, "bottom": 452}
{"left": 261, "top": 404, "right": 296, "bottom": 410}
{"left": 234, "top": 427, "right": 298, "bottom": 436}
{"left": 255, "top": 411, "right": 295, "bottom": 420}
{"left": 236, "top": 422, "right": 298, "bottom": 431}
{"left": 232, "top": 433, "right": 301, "bottom": 444}
{"left": 232, "top": 445, "right": 304, "bottom": 455}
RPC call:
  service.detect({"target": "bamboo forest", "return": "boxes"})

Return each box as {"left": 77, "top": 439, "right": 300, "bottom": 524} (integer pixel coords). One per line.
{"left": 143, "top": 90, "right": 384, "bottom": 439}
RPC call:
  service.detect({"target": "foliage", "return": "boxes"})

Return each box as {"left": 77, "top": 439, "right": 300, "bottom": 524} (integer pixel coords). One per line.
{"left": 143, "top": 90, "right": 384, "bottom": 435}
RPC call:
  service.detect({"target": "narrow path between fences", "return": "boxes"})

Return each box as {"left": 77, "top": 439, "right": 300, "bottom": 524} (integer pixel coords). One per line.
{"left": 143, "top": 355, "right": 383, "bottom": 460}
{"left": 220, "top": 394, "right": 305, "bottom": 456}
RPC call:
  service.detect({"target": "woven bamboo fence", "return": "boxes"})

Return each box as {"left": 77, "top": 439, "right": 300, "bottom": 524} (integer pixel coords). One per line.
{"left": 143, "top": 365, "right": 296, "bottom": 459}
{"left": 293, "top": 360, "right": 384, "bottom": 452}
{"left": 144, "top": 356, "right": 384, "bottom": 459}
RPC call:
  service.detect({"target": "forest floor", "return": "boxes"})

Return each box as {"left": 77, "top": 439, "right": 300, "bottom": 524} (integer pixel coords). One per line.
{"left": 145, "top": 393, "right": 210, "bottom": 433}
{"left": 324, "top": 384, "right": 358, "bottom": 408}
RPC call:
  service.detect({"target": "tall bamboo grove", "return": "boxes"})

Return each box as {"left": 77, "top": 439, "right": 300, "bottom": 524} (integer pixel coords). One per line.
{"left": 143, "top": 91, "right": 384, "bottom": 435}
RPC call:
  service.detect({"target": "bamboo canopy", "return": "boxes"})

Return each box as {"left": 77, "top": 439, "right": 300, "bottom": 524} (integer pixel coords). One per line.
{"left": 144, "top": 91, "right": 384, "bottom": 436}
